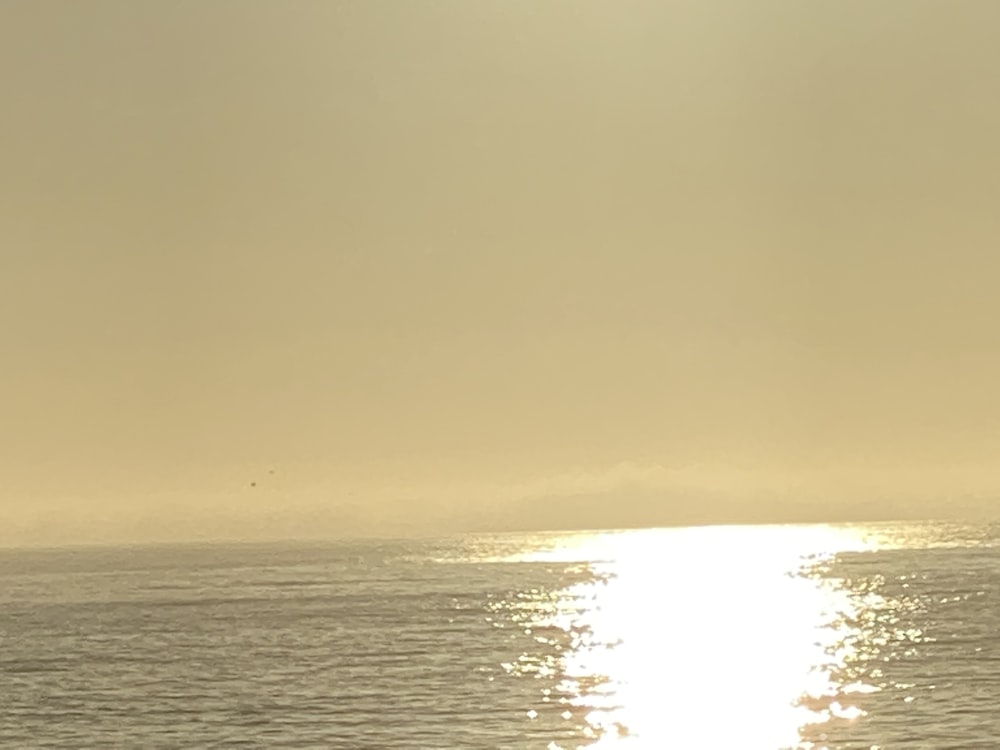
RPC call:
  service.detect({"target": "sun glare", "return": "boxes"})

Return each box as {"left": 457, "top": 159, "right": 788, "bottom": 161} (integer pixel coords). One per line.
{"left": 514, "top": 526, "right": 877, "bottom": 749}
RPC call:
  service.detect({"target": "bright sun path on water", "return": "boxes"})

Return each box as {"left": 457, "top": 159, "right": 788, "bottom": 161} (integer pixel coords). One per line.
{"left": 508, "top": 525, "right": 878, "bottom": 749}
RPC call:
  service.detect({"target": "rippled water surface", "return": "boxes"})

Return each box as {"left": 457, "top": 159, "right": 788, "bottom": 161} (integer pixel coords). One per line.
{"left": 2, "top": 521, "right": 999, "bottom": 748}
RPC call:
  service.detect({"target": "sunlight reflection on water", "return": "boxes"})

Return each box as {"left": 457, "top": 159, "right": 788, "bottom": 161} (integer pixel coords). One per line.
{"left": 1, "top": 525, "right": 993, "bottom": 748}
{"left": 504, "top": 526, "right": 880, "bottom": 749}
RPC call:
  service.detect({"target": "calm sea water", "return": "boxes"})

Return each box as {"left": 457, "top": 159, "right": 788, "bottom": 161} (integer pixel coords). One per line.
{"left": 1, "top": 521, "right": 998, "bottom": 748}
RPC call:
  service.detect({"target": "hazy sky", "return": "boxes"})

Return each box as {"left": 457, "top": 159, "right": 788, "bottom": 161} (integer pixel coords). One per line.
{"left": 4, "top": 1, "right": 1000, "bottom": 544}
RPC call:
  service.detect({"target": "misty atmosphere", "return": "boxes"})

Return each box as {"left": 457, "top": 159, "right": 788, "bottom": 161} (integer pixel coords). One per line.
{"left": 4, "top": 2, "right": 1000, "bottom": 544}
{"left": 5, "top": 4, "right": 1000, "bottom": 750}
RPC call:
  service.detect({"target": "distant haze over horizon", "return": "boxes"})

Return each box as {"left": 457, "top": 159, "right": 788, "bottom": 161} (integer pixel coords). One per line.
{"left": 4, "top": 1, "right": 1000, "bottom": 546}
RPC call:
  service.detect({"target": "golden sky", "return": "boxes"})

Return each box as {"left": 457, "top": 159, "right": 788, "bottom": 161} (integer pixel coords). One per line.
{"left": 3, "top": 1, "right": 1000, "bottom": 544}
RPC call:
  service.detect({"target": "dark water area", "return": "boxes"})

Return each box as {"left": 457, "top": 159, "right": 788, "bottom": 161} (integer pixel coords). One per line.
{"left": 0, "top": 522, "right": 998, "bottom": 748}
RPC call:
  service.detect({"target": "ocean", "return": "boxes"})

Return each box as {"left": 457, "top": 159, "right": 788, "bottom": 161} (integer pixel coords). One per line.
{"left": 1, "top": 521, "right": 998, "bottom": 748}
